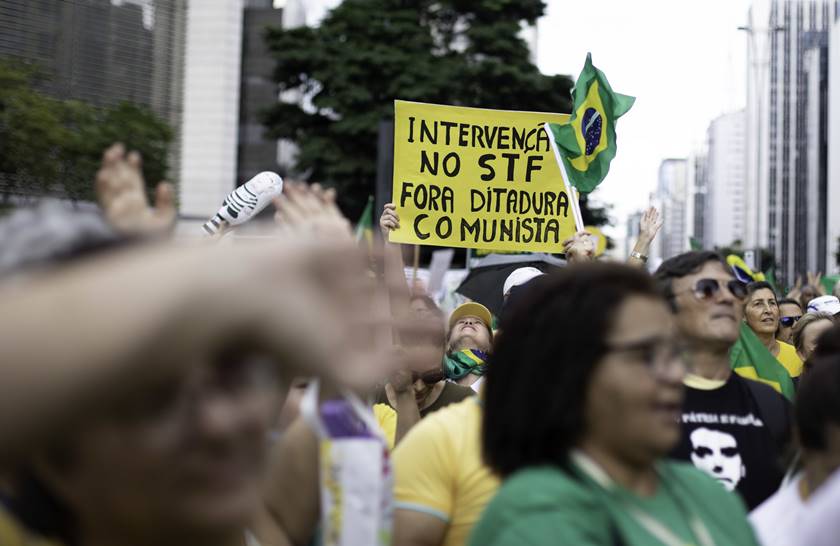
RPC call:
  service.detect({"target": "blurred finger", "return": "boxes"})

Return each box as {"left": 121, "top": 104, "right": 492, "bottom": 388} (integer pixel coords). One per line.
{"left": 102, "top": 142, "right": 125, "bottom": 165}
{"left": 153, "top": 182, "right": 177, "bottom": 225}
{"left": 127, "top": 150, "right": 143, "bottom": 170}
{"left": 95, "top": 168, "right": 114, "bottom": 202}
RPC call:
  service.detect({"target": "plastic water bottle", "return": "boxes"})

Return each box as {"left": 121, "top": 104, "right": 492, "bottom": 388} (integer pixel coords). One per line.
{"left": 202, "top": 171, "right": 283, "bottom": 235}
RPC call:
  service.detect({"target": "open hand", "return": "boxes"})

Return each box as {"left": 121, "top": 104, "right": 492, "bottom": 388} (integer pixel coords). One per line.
{"left": 786, "top": 275, "right": 803, "bottom": 300}
{"left": 639, "top": 206, "right": 663, "bottom": 244}
{"left": 96, "top": 143, "right": 176, "bottom": 236}
{"left": 807, "top": 271, "right": 826, "bottom": 295}
{"left": 273, "top": 181, "right": 352, "bottom": 239}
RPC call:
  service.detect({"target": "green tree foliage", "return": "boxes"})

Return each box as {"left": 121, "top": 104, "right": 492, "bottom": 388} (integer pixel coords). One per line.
{"left": 0, "top": 59, "right": 172, "bottom": 202}
{"left": 264, "top": 0, "right": 591, "bottom": 222}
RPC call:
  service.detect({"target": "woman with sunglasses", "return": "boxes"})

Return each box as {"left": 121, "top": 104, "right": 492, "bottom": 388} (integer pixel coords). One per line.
{"left": 776, "top": 299, "right": 804, "bottom": 345}
{"left": 470, "top": 262, "right": 759, "bottom": 546}
{"left": 743, "top": 282, "right": 803, "bottom": 380}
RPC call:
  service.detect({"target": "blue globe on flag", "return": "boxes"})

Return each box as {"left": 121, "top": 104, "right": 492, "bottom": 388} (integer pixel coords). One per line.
{"left": 582, "top": 107, "right": 602, "bottom": 155}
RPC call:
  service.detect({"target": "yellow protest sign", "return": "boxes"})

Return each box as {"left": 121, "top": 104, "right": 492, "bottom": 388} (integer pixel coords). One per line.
{"left": 390, "top": 101, "right": 576, "bottom": 252}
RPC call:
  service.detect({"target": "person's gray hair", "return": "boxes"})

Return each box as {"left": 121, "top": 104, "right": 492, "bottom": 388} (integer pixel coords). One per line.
{"left": 792, "top": 312, "right": 835, "bottom": 353}
{"left": 0, "top": 201, "right": 123, "bottom": 278}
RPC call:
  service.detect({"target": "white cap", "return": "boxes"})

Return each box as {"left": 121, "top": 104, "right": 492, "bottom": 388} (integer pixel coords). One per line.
{"left": 503, "top": 267, "right": 544, "bottom": 297}
{"left": 807, "top": 295, "right": 840, "bottom": 316}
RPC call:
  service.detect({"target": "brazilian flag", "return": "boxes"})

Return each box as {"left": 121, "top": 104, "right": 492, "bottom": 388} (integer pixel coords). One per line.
{"left": 546, "top": 53, "right": 635, "bottom": 193}
{"left": 730, "top": 322, "right": 795, "bottom": 400}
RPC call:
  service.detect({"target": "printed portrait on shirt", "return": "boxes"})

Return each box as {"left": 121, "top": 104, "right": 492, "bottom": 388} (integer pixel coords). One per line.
{"left": 689, "top": 427, "right": 746, "bottom": 491}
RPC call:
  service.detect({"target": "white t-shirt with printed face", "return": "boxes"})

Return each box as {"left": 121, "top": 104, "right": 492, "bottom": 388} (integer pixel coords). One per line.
{"left": 749, "top": 474, "right": 804, "bottom": 546}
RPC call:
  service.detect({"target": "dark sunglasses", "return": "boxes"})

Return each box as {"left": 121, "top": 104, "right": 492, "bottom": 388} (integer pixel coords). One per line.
{"left": 683, "top": 278, "right": 748, "bottom": 301}
{"left": 779, "top": 315, "right": 802, "bottom": 328}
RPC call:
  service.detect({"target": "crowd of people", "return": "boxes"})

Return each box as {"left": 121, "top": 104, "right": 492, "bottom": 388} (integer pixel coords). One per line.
{"left": 1, "top": 143, "right": 840, "bottom": 546}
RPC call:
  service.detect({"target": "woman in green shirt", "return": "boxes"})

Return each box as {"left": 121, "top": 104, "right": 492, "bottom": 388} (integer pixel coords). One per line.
{"left": 470, "top": 263, "right": 759, "bottom": 546}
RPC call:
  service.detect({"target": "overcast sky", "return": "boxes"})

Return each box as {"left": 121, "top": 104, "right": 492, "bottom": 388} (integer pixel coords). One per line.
{"left": 537, "top": 0, "right": 753, "bottom": 244}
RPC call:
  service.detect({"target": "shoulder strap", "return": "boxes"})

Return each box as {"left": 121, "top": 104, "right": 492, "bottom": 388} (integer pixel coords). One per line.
{"left": 564, "top": 464, "right": 627, "bottom": 546}
{"left": 742, "top": 376, "right": 790, "bottom": 450}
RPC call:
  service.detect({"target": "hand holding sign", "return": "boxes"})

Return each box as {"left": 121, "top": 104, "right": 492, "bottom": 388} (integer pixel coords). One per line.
{"left": 380, "top": 202, "right": 400, "bottom": 238}
{"left": 563, "top": 231, "right": 597, "bottom": 263}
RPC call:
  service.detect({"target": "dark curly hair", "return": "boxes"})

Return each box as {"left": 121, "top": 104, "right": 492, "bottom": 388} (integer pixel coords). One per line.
{"left": 481, "top": 262, "right": 664, "bottom": 478}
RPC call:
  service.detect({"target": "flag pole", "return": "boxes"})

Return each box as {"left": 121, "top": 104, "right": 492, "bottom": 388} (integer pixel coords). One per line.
{"left": 544, "top": 123, "right": 585, "bottom": 232}
{"left": 412, "top": 244, "right": 420, "bottom": 292}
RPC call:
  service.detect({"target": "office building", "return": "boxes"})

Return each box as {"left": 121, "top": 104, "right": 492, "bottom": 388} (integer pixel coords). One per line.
{"left": 655, "top": 158, "right": 689, "bottom": 260}
{"left": 744, "top": 0, "right": 835, "bottom": 282}
{"left": 705, "top": 110, "right": 747, "bottom": 248}
{"left": 238, "top": 1, "right": 285, "bottom": 184}
{"left": 0, "top": 0, "right": 186, "bottom": 186}
{"left": 827, "top": 15, "right": 840, "bottom": 274}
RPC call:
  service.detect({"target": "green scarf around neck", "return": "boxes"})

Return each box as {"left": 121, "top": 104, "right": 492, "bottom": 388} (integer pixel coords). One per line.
{"left": 443, "top": 348, "right": 489, "bottom": 380}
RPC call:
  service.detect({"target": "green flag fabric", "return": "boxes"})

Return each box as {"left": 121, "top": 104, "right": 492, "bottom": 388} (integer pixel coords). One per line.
{"left": 763, "top": 268, "right": 780, "bottom": 295}
{"left": 355, "top": 196, "right": 374, "bottom": 249}
{"left": 820, "top": 274, "right": 840, "bottom": 295}
{"left": 546, "top": 53, "right": 635, "bottom": 193}
{"left": 729, "top": 322, "right": 795, "bottom": 400}
{"left": 689, "top": 237, "right": 703, "bottom": 251}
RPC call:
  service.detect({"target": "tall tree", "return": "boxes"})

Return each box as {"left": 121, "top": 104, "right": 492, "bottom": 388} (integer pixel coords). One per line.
{"left": 0, "top": 59, "right": 172, "bottom": 203}
{"left": 264, "top": 0, "right": 581, "bottom": 221}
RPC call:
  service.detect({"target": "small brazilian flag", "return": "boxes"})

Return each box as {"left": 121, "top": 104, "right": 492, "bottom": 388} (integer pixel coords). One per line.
{"left": 355, "top": 196, "right": 374, "bottom": 250}
{"left": 546, "top": 53, "right": 635, "bottom": 193}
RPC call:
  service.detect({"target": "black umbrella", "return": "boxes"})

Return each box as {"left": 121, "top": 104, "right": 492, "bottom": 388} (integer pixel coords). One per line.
{"left": 455, "top": 253, "right": 566, "bottom": 317}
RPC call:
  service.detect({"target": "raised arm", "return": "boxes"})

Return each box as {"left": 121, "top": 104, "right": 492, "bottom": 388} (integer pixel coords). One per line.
{"left": 628, "top": 206, "right": 663, "bottom": 267}
{"left": 379, "top": 203, "right": 416, "bottom": 333}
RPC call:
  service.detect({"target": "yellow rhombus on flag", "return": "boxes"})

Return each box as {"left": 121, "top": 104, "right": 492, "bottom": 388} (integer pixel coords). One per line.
{"left": 546, "top": 53, "right": 635, "bottom": 193}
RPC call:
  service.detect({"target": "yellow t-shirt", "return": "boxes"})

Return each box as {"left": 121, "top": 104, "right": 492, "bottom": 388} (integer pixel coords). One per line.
{"left": 373, "top": 403, "right": 397, "bottom": 450}
{"left": 776, "top": 341, "right": 803, "bottom": 378}
{"left": 392, "top": 398, "right": 500, "bottom": 546}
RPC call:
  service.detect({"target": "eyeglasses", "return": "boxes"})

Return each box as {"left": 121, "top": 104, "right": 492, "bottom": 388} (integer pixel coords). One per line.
{"left": 779, "top": 315, "right": 802, "bottom": 328}
{"left": 411, "top": 368, "right": 446, "bottom": 385}
{"left": 674, "top": 278, "right": 747, "bottom": 301}
{"left": 110, "top": 358, "right": 277, "bottom": 423}
{"left": 607, "top": 339, "right": 686, "bottom": 376}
